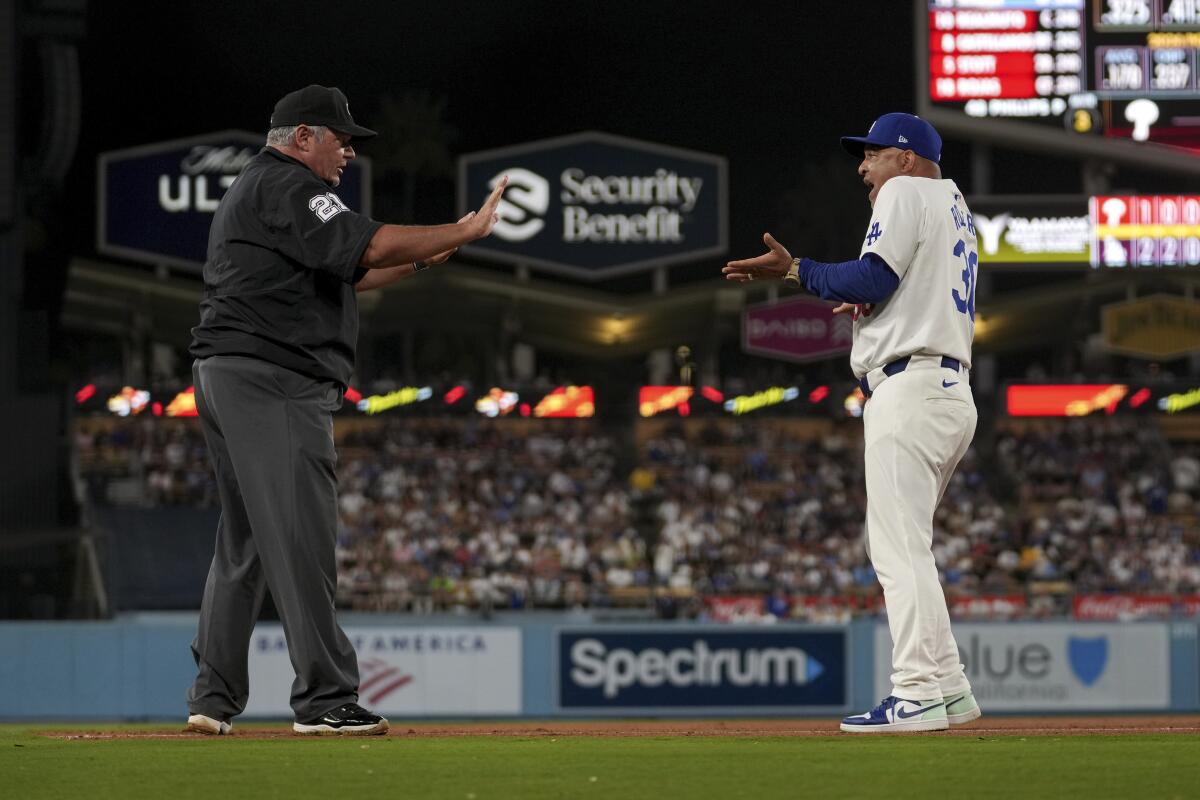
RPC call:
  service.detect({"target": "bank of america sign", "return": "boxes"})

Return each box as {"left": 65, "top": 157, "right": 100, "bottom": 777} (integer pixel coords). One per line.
{"left": 458, "top": 132, "right": 727, "bottom": 280}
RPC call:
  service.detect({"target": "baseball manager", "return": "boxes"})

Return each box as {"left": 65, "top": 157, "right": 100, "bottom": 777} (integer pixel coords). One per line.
{"left": 724, "top": 113, "right": 981, "bottom": 734}
{"left": 184, "top": 85, "right": 507, "bottom": 736}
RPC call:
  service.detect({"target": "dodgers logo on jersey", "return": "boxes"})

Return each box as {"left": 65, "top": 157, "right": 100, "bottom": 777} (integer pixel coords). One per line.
{"left": 865, "top": 222, "right": 883, "bottom": 246}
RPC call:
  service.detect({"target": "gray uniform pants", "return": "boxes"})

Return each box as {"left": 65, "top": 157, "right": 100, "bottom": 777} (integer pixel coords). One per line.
{"left": 186, "top": 356, "right": 359, "bottom": 722}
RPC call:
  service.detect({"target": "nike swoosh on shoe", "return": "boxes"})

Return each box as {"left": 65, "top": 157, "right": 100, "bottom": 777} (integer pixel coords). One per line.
{"left": 896, "top": 702, "right": 944, "bottom": 719}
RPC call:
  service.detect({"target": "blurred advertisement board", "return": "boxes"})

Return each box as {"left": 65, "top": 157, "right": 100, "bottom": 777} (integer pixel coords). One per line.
{"left": 98, "top": 131, "right": 371, "bottom": 271}
{"left": 971, "top": 196, "right": 1091, "bottom": 266}
{"left": 245, "top": 626, "right": 521, "bottom": 716}
{"left": 742, "top": 295, "right": 853, "bottom": 362}
{"left": 639, "top": 386, "right": 694, "bottom": 417}
{"left": 1007, "top": 383, "right": 1129, "bottom": 415}
{"left": 1005, "top": 382, "right": 1200, "bottom": 415}
{"left": 534, "top": 385, "right": 595, "bottom": 418}
{"left": 1074, "top": 594, "right": 1200, "bottom": 620}
{"left": 557, "top": 628, "right": 846, "bottom": 711}
{"left": 458, "top": 132, "right": 727, "bottom": 280}
{"left": 1102, "top": 294, "right": 1200, "bottom": 358}
{"left": 874, "top": 623, "right": 1169, "bottom": 710}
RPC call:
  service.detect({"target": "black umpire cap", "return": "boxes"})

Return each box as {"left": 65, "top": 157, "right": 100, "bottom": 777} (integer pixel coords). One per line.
{"left": 270, "top": 85, "right": 377, "bottom": 139}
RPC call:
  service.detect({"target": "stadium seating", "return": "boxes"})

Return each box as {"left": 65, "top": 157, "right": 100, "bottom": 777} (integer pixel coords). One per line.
{"left": 73, "top": 414, "right": 1200, "bottom": 616}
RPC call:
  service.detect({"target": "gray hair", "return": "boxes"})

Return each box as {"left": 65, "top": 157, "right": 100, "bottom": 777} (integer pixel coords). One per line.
{"left": 265, "top": 124, "right": 328, "bottom": 147}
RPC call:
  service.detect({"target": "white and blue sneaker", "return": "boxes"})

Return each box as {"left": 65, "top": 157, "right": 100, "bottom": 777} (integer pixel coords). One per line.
{"left": 840, "top": 696, "right": 949, "bottom": 733}
{"left": 944, "top": 690, "right": 982, "bottom": 725}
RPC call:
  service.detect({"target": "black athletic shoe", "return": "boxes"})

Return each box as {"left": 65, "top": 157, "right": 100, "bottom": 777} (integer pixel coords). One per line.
{"left": 293, "top": 702, "right": 389, "bottom": 736}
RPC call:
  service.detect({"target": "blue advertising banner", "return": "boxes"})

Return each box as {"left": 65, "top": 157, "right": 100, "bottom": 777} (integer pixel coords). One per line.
{"left": 458, "top": 132, "right": 727, "bottom": 280}
{"left": 98, "top": 130, "right": 371, "bottom": 271}
{"left": 557, "top": 628, "right": 846, "bottom": 710}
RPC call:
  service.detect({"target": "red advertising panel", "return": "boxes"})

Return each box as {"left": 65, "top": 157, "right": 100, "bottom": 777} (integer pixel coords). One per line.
{"left": 165, "top": 387, "right": 198, "bottom": 417}
{"left": 639, "top": 386, "right": 693, "bottom": 418}
{"left": 742, "top": 295, "right": 852, "bottom": 363}
{"left": 1006, "top": 384, "right": 1128, "bottom": 416}
{"left": 949, "top": 594, "right": 1028, "bottom": 620}
{"left": 533, "top": 385, "right": 595, "bottom": 418}
{"left": 704, "top": 596, "right": 767, "bottom": 622}
{"left": 1073, "top": 593, "right": 1200, "bottom": 620}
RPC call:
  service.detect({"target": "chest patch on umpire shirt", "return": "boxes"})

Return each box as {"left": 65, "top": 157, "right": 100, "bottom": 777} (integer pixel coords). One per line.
{"left": 308, "top": 192, "right": 348, "bottom": 223}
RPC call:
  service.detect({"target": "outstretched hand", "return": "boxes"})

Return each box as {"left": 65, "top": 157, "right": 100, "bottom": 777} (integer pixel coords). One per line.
{"left": 723, "top": 232, "right": 793, "bottom": 282}
{"left": 467, "top": 175, "right": 509, "bottom": 240}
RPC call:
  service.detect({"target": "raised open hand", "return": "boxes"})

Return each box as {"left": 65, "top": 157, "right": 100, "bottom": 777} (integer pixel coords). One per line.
{"left": 723, "top": 232, "right": 793, "bottom": 282}
{"left": 468, "top": 175, "right": 509, "bottom": 240}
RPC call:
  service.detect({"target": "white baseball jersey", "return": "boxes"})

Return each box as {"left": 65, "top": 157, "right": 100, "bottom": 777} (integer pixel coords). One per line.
{"left": 849, "top": 176, "right": 977, "bottom": 378}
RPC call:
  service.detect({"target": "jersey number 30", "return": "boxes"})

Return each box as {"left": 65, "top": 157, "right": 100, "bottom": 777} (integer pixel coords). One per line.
{"left": 951, "top": 239, "right": 977, "bottom": 321}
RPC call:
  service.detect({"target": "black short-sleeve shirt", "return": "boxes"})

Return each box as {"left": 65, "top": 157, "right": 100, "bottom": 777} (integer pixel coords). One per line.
{"left": 189, "top": 147, "right": 383, "bottom": 388}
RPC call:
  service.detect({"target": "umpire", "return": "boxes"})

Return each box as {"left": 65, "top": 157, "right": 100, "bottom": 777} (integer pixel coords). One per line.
{"left": 184, "top": 85, "right": 507, "bottom": 736}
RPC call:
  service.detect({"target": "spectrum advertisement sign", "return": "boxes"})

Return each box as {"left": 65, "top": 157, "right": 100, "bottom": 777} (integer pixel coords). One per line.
{"left": 458, "top": 132, "right": 727, "bottom": 280}
{"left": 557, "top": 628, "right": 847, "bottom": 711}
{"left": 873, "top": 623, "right": 1169, "bottom": 711}
{"left": 244, "top": 626, "right": 521, "bottom": 717}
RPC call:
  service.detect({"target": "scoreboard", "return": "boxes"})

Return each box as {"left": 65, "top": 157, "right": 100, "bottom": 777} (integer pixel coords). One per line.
{"left": 924, "top": 0, "right": 1200, "bottom": 153}
{"left": 1089, "top": 194, "right": 1200, "bottom": 265}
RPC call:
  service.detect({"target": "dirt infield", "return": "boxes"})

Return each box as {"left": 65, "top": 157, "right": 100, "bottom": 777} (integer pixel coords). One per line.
{"left": 44, "top": 715, "right": 1200, "bottom": 740}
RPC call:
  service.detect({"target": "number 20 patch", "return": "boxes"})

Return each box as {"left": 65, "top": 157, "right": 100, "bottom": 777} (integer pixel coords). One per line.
{"left": 309, "top": 192, "right": 348, "bottom": 222}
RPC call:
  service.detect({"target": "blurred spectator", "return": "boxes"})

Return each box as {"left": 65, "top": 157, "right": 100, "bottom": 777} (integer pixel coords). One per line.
{"left": 75, "top": 414, "right": 1200, "bottom": 612}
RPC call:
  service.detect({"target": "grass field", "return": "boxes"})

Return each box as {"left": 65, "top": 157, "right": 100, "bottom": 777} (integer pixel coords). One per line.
{"left": 4, "top": 724, "right": 1199, "bottom": 799}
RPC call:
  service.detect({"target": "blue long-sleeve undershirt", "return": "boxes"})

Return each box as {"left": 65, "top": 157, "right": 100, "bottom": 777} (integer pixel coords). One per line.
{"left": 797, "top": 252, "right": 900, "bottom": 304}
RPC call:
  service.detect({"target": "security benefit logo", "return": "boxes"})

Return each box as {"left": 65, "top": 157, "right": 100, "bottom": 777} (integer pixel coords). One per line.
{"left": 487, "top": 166, "right": 700, "bottom": 244}
{"left": 492, "top": 168, "right": 549, "bottom": 242}
{"left": 459, "top": 132, "right": 727, "bottom": 279}
{"left": 558, "top": 630, "right": 845, "bottom": 709}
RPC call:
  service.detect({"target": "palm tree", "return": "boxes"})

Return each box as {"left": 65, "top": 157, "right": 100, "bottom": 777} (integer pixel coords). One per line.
{"left": 369, "top": 91, "right": 458, "bottom": 223}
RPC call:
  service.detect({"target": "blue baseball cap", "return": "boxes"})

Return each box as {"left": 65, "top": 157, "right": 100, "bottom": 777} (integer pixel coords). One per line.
{"left": 840, "top": 113, "right": 941, "bottom": 163}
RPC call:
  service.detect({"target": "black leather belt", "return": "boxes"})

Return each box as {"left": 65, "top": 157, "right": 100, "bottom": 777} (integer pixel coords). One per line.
{"left": 859, "top": 355, "right": 961, "bottom": 398}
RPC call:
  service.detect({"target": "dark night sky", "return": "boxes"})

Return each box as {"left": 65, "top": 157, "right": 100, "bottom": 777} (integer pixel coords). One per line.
{"left": 56, "top": 1, "right": 956, "bottom": 266}
{"left": 48, "top": 0, "right": 1172, "bottom": 289}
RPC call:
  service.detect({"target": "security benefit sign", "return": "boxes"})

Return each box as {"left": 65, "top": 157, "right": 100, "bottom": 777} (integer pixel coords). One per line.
{"left": 98, "top": 130, "right": 371, "bottom": 271}
{"left": 743, "top": 295, "right": 853, "bottom": 362}
{"left": 458, "top": 132, "right": 727, "bottom": 280}
{"left": 558, "top": 628, "right": 846, "bottom": 712}
{"left": 244, "top": 626, "right": 521, "bottom": 716}
{"left": 873, "top": 623, "right": 1169, "bottom": 711}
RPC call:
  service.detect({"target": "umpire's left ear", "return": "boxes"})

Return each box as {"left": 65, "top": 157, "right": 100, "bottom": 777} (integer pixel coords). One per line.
{"left": 294, "top": 124, "right": 317, "bottom": 152}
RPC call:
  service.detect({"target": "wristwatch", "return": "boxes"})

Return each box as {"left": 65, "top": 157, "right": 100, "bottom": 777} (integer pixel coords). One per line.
{"left": 783, "top": 257, "right": 801, "bottom": 287}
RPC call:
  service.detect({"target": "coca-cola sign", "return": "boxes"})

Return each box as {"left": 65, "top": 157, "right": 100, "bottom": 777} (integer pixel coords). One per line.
{"left": 1073, "top": 594, "right": 1200, "bottom": 621}
{"left": 98, "top": 130, "right": 371, "bottom": 271}
{"left": 742, "top": 295, "right": 853, "bottom": 363}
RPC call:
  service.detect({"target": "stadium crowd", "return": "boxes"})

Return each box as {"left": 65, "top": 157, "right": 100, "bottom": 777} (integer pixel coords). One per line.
{"left": 74, "top": 413, "right": 1200, "bottom": 616}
